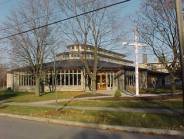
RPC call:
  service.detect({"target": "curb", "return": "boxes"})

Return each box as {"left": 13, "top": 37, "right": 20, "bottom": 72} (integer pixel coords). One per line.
{"left": 0, "top": 113, "right": 184, "bottom": 137}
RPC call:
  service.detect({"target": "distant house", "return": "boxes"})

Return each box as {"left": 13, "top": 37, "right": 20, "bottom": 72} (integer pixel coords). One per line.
{"left": 7, "top": 44, "right": 169, "bottom": 93}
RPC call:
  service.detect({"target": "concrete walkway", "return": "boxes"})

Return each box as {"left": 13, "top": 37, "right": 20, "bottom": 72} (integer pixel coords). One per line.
{"left": 5, "top": 102, "right": 184, "bottom": 115}
{"left": 1, "top": 92, "right": 183, "bottom": 115}
{"left": 22, "top": 92, "right": 182, "bottom": 105}
{"left": 30, "top": 95, "right": 113, "bottom": 105}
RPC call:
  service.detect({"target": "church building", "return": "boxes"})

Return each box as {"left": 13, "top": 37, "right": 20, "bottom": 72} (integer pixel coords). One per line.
{"left": 7, "top": 44, "right": 169, "bottom": 93}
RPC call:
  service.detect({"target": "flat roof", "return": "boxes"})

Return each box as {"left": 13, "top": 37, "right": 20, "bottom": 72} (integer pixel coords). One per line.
{"left": 56, "top": 51, "right": 133, "bottom": 64}
{"left": 66, "top": 44, "right": 126, "bottom": 57}
{"left": 10, "top": 59, "right": 124, "bottom": 72}
{"left": 45, "top": 59, "right": 123, "bottom": 70}
{"left": 9, "top": 59, "right": 169, "bottom": 75}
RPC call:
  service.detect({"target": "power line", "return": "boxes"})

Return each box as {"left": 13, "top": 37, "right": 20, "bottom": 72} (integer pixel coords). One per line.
{"left": 0, "top": 0, "right": 131, "bottom": 41}
{"left": 0, "top": 0, "right": 97, "bottom": 32}
{"left": 0, "top": 9, "right": 63, "bottom": 32}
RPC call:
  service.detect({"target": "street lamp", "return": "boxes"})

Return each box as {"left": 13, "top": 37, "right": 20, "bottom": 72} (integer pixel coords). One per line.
{"left": 122, "top": 29, "right": 147, "bottom": 96}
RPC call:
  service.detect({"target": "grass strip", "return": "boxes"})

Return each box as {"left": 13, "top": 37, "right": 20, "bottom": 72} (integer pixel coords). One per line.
{"left": 0, "top": 105, "right": 183, "bottom": 130}
{"left": 58, "top": 99, "right": 183, "bottom": 109}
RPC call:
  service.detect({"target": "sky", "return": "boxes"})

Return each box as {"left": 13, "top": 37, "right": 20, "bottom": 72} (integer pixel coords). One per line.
{"left": 0, "top": 0, "right": 154, "bottom": 65}
{"left": 0, "top": 0, "right": 19, "bottom": 22}
{"left": 0, "top": 0, "right": 141, "bottom": 22}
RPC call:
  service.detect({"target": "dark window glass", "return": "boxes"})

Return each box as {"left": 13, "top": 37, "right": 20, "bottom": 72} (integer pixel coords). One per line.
{"left": 78, "top": 74, "right": 81, "bottom": 85}
{"left": 66, "top": 74, "right": 69, "bottom": 85}
{"left": 32, "top": 76, "right": 35, "bottom": 86}
{"left": 74, "top": 74, "right": 77, "bottom": 85}
{"left": 70, "top": 74, "right": 73, "bottom": 85}
{"left": 111, "top": 75, "right": 113, "bottom": 87}
{"left": 61, "top": 74, "right": 64, "bottom": 85}
{"left": 25, "top": 76, "right": 28, "bottom": 86}
{"left": 108, "top": 74, "right": 110, "bottom": 87}
{"left": 19, "top": 75, "right": 22, "bottom": 86}
{"left": 57, "top": 74, "right": 60, "bottom": 85}
{"left": 28, "top": 75, "right": 31, "bottom": 86}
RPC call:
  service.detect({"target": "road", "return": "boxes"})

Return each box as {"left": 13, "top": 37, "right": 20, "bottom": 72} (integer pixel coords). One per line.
{"left": 0, "top": 117, "right": 183, "bottom": 139}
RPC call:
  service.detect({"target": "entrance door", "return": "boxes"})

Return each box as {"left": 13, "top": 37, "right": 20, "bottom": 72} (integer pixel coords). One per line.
{"left": 97, "top": 74, "right": 106, "bottom": 90}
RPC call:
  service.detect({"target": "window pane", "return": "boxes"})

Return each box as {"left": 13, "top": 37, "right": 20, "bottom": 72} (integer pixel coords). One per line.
{"left": 108, "top": 74, "right": 110, "bottom": 87}
{"left": 24, "top": 75, "right": 28, "bottom": 86}
{"left": 74, "top": 74, "right": 77, "bottom": 85}
{"left": 19, "top": 75, "right": 22, "bottom": 86}
{"left": 61, "top": 74, "right": 64, "bottom": 85}
{"left": 78, "top": 74, "right": 81, "bottom": 85}
{"left": 57, "top": 74, "right": 60, "bottom": 85}
{"left": 66, "top": 74, "right": 69, "bottom": 85}
{"left": 70, "top": 73, "right": 73, "bottom": 85}
{"left": 111, "top": 74, "right": 113, "bottom": 87}
{"left": 32, "top": 76, "right": 35, "bottom": 86}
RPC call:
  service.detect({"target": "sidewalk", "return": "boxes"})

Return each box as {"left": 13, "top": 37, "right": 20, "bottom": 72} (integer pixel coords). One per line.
{"left": 30, "top": 95, "right": 112, "bottom": 105}
{"left": 5, "top": 102, "right": 184, "bottom": 115}
{"left": 2, "top": 92, "right": 183, "bottom": 115}
{"left": 22, "top": 92, "right": 183, "bottom": 105}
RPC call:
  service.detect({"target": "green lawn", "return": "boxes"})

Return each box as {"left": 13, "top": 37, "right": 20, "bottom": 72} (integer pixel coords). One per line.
{"left": 1, "top": 90, "right": 182, "bottom": 109}
{"left": 0, "top": 105, "right": 183, "bottom": 130}
{"left": 140, "top": 88, "right": 181, "bottom": 94}
{"left": 0, "top": 90, "right": 84, "bottom": 102}
{"left": 1, "top": 90, "right": 183, "bottom": 130}
{"left": 58, "top": 98, "right": 183, "bottom": 109}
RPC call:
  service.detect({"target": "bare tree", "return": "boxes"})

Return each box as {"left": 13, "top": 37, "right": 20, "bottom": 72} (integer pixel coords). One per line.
{"left": 0, "top": 64, "right": 7, "bottom": 89}
{"left": 58, "top": 0, "right": 117, "bottom": 94}
{"left": 136, "top": 0, "right": 180, "bottom": 92}
{"left": 4, "top": 0, "right": 56, "bottom": 96}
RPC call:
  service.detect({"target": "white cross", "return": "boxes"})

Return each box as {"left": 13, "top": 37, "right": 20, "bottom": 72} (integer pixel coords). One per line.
{"left": 122, "top": 29, "right": 147, "bottom": 96}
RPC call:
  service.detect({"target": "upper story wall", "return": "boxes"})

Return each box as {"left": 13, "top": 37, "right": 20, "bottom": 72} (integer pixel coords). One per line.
{"left": 66, "top": 44, "right": 126, "bottom": 59}
{"left": 56, "top": 44, "right": 133, "bottom": 66}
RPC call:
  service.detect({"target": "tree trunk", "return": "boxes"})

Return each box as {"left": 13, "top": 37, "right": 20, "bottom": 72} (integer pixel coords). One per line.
{"left": 170, "top": 74, "right": 176, "bottom": 93}
{"left": 91, "top": 77, "right": 96, "bottom": 94}
{"left": 35, "top": 76, "right": 40, "bottom": 96}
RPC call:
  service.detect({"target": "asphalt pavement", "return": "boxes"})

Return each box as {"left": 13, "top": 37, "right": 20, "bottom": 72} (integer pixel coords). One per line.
{"left": 0, "top": 116, "right": 183, "bottom": 139}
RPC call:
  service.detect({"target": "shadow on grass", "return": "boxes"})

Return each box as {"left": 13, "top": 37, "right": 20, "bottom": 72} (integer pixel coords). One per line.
{"left": 0, "top": 89, "right": 31, "bottom": 103}
{"left": 140, "top": 88, "right": 180, "bottom": 94}
{"left": 143, "top": 99, "right": 184, "bottom": 116}
{"left": 0, "top": 90, "right": 16, "bottom": 102}
{"left": 0, "top": 105, "right": 8, "bottom": 109}
{"left": 96, "top": 111, "right": 184, "bottom": 130}
{"left": 43, "top": 95, "right": 184, "bottom": 130}
{"left": 91, "top": 97, "right": 184, "bottom": 130}
{"left": 41, "top": 91, "right": 184, "bottom": 130}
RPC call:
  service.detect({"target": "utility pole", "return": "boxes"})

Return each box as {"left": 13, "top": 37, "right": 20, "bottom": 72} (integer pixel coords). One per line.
{"left": 134, "top": 29, "right": 139, "bottom": 96}
{"left": 176, "top": 0, "right": 184, "bottom": 110}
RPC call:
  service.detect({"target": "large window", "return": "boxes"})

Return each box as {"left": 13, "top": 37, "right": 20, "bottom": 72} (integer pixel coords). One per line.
{"left": 125, "top": 71, "right": 135, "bottom": 86}
{"left": 19, "top": 74, "right": 35, "bottom": 86}
{"left": 56, "top": 74, "right": 60, "bottom": 85}
{"left": 56, "top": 69, "right": 81, "bottom": 86}
{"left": 18, "top": 70, "right": 82, "bottom": 86}
{"left": 107, "top": 72, "right": 114, "bottom": 88}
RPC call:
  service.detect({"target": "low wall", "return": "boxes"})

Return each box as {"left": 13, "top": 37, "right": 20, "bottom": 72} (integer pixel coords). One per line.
{"left": 16, "top": 85, "right": 84, "bottom": 92}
